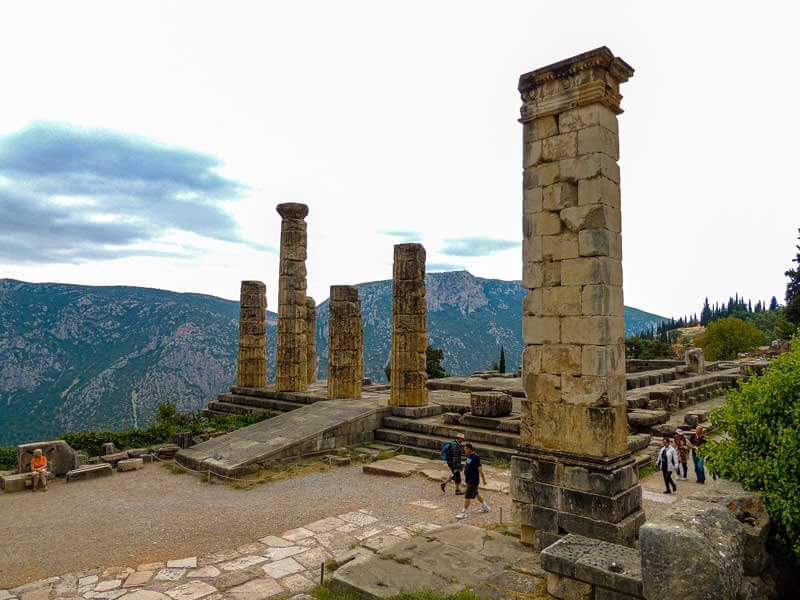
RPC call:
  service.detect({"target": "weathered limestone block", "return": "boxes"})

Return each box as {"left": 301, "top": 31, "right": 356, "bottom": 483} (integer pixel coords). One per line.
{"left": 469, "top": 391, "right": 512, "bottom": 417}
{"left": 65, "top": 463, "right": 113, "bottom": 483}
{"left": 390, "top": 244, "right": 428, "bottom": 407}
{"left": 685, "top": 348, "right": 705, "bottom": 374}
{"left": 640, "top": 499, "right": 744, "bottom": 599}
{"left": 276, "top": 203, "right": 309, "bottom": 392}
{"left": 328, "top": 286, "right": 364, "bottom": 399}
{"left": 100, "top": 451, "right": 129, "bottom": 467}
{"left": 1, "top": 472, "right": 35, "bottom": 493}
{"left": 516, "top": 47, "right": 642, "bottom": 548}
{"left": 236, "top": 280, "right": 267, "bottom": 388}
{"left": 101, "top": 442, "right": 118, "bottom": 456}
{"left": 117, "top": 458, "right": 144, "bottom": 472}
{"left": 17, "top": 440, "right": 77, "bottom": 476}
{"left": 306, "top": 297, "right": 317, "bottom": 384}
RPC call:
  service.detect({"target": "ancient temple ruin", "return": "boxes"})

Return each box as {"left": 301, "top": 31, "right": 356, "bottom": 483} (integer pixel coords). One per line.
{"left": 328, "top": 285, "right": 364, "bottom": 399}
{"left": 390, "top": 243, "right": 429, "bottom": 407}
{"left": 275, "top": 202, "right": 310, "bottom": 392}
{"left": 306, "top": 296, "right": 318, "bottom": 384}
{"left": 513, "top": 47, "right": 644, "bottom": 548}
{"left": 235, "top": 280, "right": 268, "bottom": 388}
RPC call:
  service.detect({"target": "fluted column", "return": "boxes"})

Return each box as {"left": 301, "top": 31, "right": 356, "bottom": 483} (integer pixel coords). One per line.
{"left": 275, "top": 202, "right": 309, "bottom": 392}
{"left": 328, "top": 285, "right": 363, "bottom": 399}
{"left": 236, "top": 280, "right": 267, "bottom": 388}
{"left": 306, "top": 296, "right": 317, "bottom": 385}
{"left": 390, "top": 243, "right": 428, "bottom": 407}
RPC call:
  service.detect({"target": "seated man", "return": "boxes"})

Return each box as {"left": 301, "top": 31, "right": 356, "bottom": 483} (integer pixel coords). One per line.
{"left": 30, "top": 448, "right": 48, "bottom": 492}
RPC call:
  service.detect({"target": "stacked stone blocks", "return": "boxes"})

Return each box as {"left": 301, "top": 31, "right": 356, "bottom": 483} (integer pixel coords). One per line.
{"left": 236, "top": 280, "right": 268, "bottom": 388}
{"left": 328, "top": 285, "right": 364, "bottom": 399}
{"left": 390, "top": 243, "right": 428, "bottom": 407}
{"left": 514, "top": 47, "right": 644, "bottom": 549}
{"left": 275, "top": 203, "right": 309, "bottom": 392}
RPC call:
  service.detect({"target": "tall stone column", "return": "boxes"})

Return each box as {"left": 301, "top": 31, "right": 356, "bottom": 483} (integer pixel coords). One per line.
{"left": 328, "top": 285, "right": 363, "bottom": 399}
{"left": 236, "top": 280, "right": 267, "bottom": 388}
{"left": 513, "top": 47, "right": 644, "bottom": 549}
{"left": 275, "top": 202, "right": 309, "bottom": 392}
{"left": 306, "top": 296, "right": 317, "bottom": 385}
{"left": 390, "top": 243, "right": 428, "bottom": 406}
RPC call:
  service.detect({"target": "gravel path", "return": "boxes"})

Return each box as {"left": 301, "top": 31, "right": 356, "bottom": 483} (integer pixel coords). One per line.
{"left": 0, "top": 462, "right": 511, "bottom": 588}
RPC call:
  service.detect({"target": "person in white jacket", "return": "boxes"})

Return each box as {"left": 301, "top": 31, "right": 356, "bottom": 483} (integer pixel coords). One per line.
{"left": 655, "top": 436, "right": 679, "bottom": 494}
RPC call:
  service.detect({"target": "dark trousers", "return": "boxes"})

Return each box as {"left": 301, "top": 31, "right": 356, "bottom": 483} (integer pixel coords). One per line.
{"left": 680, "top": 461, "right": 688, "bottom": 479}
{"left": 662, "top": 469, "right": 676, "bottom": 492}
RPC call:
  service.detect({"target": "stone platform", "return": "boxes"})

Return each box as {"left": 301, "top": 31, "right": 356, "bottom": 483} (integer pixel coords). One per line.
{"left": 330, "top": 524, "right": 546, "bottom": 598}
{"left": 178, "top": 395, "right": 390, "bottom": 477}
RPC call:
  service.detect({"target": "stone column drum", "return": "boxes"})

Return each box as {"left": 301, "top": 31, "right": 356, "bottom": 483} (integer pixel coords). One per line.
{"left": 236, "top": 280, "right": 267, "bottom": 388}
{"left": 513, "top": 47, "right": 644, "bottom": 549}
{"left": 306, "top": 296, "right": 318, "bottom": 384}
{"left": 390, "top": 243, "right": 428, "bottom": 407}
{"left": 328, "top": 285, "right": 363, "bottom": 399}
{"left": 275, "top": 202, "right": 309, "bottom": 392}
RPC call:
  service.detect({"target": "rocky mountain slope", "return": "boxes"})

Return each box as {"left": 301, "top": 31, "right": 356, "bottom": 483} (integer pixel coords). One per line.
{"left": 0, "top": 275, "right": 666, "bottom": 444}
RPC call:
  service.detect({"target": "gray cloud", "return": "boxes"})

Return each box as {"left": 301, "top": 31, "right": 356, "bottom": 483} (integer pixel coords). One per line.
{"left": 378, "top": 229, "right": 422, "bottom": 242}
{"left": 440, "top": 236, "right": 520, "bottom": 257}
{"left": 0, "top": 122, "right": 264, "bottom": 263}
{"left": 426, "top": 262, "right": 464, "bottom": 272}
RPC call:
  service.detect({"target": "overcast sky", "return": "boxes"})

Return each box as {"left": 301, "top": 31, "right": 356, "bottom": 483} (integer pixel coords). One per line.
{"left": 1, "top": 1, "right": 798, "bottom": 318}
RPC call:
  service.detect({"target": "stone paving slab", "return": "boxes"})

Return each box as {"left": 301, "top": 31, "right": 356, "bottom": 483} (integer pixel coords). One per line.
{"left": 364, "top": 455, "right": 511, "bottom": 494}
{"left": 4, "top": 507, "right": 456, "bottom": 600}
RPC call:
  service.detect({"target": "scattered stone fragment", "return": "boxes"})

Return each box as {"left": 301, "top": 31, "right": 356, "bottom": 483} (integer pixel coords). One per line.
{"left": 117, "top": 458, "right": 144, "bottom": 472}
{"left": 66, "top": 464, "right": 113, "bottom": 483}
{"left": 100, "top": 452, "right": 129, "bottom": 466}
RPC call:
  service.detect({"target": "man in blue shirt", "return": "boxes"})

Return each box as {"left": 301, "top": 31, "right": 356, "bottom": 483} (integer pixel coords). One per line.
{"left": 456, "top": 443, "right": 489, "bottom": 519}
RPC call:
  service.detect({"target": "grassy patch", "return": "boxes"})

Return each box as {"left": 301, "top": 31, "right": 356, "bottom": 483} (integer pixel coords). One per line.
{"left": 313, "top": 586, "right": 486, "bottom": 600}
{"left": 638, "top": 464, "right": 656, "bottom": 480}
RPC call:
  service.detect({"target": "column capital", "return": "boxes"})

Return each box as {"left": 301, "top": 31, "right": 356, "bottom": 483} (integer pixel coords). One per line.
{"left": 518, "top": 47, "right": 634, "bottom": 122}
{"left": 276, "top": 202, "right": 309, "bottom": 219}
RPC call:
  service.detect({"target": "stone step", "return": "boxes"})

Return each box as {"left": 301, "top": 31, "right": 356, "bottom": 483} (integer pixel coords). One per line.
{"left": 229, "top": 386, "right": 322, "bottom": 405}
{"left": 206, "top": 401, "right": 271, "bottom": 416}
{"left": 380, "top": 416, "right": 519, "bottom": 449}
{"left": 219, "top": 393, "right": 306, "bottom": 413}
{"left": 374, "top": 428, "right": 516, "bottom": 461}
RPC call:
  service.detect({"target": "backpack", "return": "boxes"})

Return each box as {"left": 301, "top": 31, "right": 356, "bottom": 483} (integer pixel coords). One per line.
{"left": 440, "top": 441, "right": 453, "bottom": 461}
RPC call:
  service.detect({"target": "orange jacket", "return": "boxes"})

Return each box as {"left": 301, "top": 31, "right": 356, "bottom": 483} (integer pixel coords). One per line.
{"left": 31, "top": 456, "right": 47, "bottom": 470}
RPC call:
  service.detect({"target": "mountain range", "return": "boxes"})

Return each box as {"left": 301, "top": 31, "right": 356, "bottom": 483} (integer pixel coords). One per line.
{"left": 0, "top": 274, "right": 667, "bottom": 445}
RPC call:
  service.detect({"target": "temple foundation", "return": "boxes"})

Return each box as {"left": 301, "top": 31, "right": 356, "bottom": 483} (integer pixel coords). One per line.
{"left": 513, "top": 47, "right": 644, "bottom": 549}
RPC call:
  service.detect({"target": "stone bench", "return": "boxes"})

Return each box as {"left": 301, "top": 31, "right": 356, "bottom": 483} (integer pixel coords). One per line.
{"left": 1, "top": 471, "right": 53, "bottom": 493}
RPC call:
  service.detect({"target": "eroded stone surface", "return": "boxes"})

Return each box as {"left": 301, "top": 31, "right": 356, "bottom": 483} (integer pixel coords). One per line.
{"left": 236, "top": 281, "right": 268, "bottom": 388}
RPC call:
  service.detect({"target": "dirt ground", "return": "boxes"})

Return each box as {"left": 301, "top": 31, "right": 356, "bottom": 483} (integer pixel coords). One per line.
{"left": 0, "top": 462, "right": 512, "bottom": 588}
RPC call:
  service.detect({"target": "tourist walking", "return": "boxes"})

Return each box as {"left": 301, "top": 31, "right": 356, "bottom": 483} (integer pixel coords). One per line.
{"left": 655, "top": 437, "right": 678, "bottom": 494}
{"left": 30, "top": 448, "right": 48, "bottom": 492}
{"left": 688, "top": 425, "right": 706, "bottom": 484}
{"left": 674, "top": 432, "right": 689, "bottom": 480}
{"left": 440, "top": 433, "right": 465, "bottom": 495}
{"left": 456, "top": 443, "right": 489, "bottom": 519}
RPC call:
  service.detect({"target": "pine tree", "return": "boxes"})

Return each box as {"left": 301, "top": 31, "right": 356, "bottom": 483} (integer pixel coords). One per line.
{"left": 498, "top": 346, "right": 506, "bottom": 373}
{"left": 785, "top": 229, "right": 800, "bottom": 324}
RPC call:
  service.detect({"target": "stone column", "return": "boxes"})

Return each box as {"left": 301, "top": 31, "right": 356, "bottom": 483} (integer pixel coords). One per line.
{"left": 236, "top": 280, "right": 267, "bottom": 388}
{"left": 513, "top": 47, "right": 644, "bottom": 549}
{"left": 390, "top": 243, "right": 428, "bottom": 406}
{"left": 275, "top": 202, "right": 309, "bottom": 392}
{"left": 306, "top": 296, "right": 317, "bottom": 384}
{"left": 328, "top": 285, "right": 363, "bottom": 399}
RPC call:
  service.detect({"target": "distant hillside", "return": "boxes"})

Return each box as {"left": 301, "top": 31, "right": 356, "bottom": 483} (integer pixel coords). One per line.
{"left": 316, "top": 271, "right": 668, "bottom": 382}
{"left": 0, "top": 275, "right": 667, "bottom": 444}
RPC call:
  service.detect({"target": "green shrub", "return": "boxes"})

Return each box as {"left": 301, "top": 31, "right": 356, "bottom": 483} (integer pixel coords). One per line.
{"left": 0, "top": 446, "right": 16, "bottom": 470}
{"left": 62, "top": 402, "right": 269, "bottom": 456}
{"left": 705, "top": 339, "right": 800, "bottom": 560}
{"left": 625, "top": 336, "right": 672, "bottom": 359}
{"left": 695, "top": 316, "right": 765, "bottom": 360}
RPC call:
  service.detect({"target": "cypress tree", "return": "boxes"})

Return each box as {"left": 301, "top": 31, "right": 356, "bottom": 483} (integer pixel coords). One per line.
{"left": 498, "top": 346, "right": 506, "bottom": 373}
